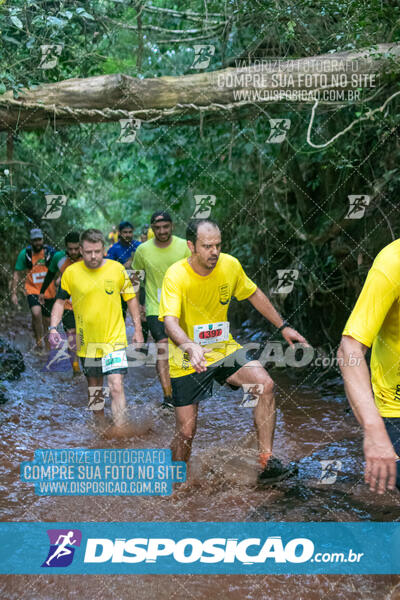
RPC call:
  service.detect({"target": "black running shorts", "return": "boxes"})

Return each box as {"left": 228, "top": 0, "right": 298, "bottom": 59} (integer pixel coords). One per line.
{"left": 171, "top": 347, "right": 249, "bottom": 407}
{"left": 27, "top": 294, "right": 54, "bottom": 317}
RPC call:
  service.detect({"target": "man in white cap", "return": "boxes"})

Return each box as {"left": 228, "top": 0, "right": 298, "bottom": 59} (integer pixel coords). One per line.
{"left": 11, "top": 228, "right": 56, "bottom": 352}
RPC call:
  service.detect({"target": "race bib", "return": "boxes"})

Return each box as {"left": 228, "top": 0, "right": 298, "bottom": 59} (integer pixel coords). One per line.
{"left": 32, "top": 271, "right": 46, "bottom": 284}
{"left": 193, "top": 321, "right": 230, "bottom": 346}
{"left": 101, "top": 349, "right": 128, "bottom": 374}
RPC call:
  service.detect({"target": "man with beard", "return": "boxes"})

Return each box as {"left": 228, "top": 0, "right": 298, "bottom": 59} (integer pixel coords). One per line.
{"left": 11, "top": 228, "right": 56, "bottom": 352}
{"left": 107, "top": 220, "right": 141, "bottom": 269}
{"left": 48, "top": 229, "right": 143, "bottom": 434}
{"left": 39, "top": 231, "right": 82, "bottom": 374}
{"left": 107, "top": 220, "right": 142, "bottom": 321}
{"left": 159, "top": 219, "right": 307, "bottom": 484}
{"left": 133, "top": 211, "right": 190, "bottom": 409}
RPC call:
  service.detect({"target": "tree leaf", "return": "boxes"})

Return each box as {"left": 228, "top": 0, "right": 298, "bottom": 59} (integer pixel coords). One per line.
{"left": 10, "top": 15, "right": 23, "bottom": 30}
{"left": 46, "top": 16, "right": 66, "bottom": 27}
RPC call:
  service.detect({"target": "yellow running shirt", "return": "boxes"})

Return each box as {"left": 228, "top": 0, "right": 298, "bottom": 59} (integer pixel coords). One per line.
{"left": 158, "top": 253, "right": 257, "bottom": 378}
{"left": 343, "top": 239, "right": 400, "bottom": 417}
{"left": 60, "top": 260, "right": 135, "bottom": 358}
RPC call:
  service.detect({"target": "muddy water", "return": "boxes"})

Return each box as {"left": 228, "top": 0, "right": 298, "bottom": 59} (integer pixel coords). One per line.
{"left": 1, "top": 315, "right": 399, "bottom": 599}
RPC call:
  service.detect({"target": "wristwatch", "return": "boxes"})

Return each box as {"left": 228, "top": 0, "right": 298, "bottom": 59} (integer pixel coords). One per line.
{"left": 277, "top": 320, "right": 289, "bottom": 332}
{"left": 48, "top": 326, "right": 57, "bottom": 332}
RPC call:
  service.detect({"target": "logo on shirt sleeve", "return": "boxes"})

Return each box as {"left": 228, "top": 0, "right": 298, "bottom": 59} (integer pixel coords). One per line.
{"left": 219, "top": 284, "right": 231, "bottom": 305}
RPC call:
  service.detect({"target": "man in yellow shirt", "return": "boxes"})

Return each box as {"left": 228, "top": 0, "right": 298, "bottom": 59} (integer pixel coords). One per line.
{"left": 159, "top": 219, "right": 307, "bottom": 485}
{"left": 338, "top": 240, "right": 400, "bottom": 494}
{"left": 48, "top": 229, "right": 143, "bottom": 433}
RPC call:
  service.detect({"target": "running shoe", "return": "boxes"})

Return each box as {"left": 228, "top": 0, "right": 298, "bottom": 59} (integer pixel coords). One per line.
{"left": 257, "top": 457, "right": 298, "bottom": 486}
{"left": 160, "top": 396, "right": 174, "bottom": 411}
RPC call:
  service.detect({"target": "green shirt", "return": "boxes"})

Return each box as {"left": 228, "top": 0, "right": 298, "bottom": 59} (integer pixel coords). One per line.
{"left": 15, "top": 248, "right": 28, "bottom": 271}
{"left": 132, "top": 235, "right": 190, "bottom": 316}
{"left": 48, "top": 250, "right": 65, "bottom": 274}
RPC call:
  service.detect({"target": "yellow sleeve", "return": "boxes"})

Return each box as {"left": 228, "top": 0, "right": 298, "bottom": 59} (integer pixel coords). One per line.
{"left": 233, "top": 260, "right": 258, "bottom": 301}
{"left": 158, "top": 271, "right": 182, "bottom": 322}
{"left": 60, "top": 268, "right": 71, "bottom": 296}
{"left": 343, "top": 267, "right": 399, "bottom": 347}
{"left": 121, "top": 267, "right": 136, "bottom": 302}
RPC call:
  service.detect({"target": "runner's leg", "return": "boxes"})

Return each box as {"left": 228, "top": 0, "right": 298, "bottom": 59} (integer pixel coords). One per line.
{"left": 107, "top": 372, "right": 127, "bottom": 427}
{"left": 156, "top": 338, "right": 172, "bottom": 397}
{"left": 171, "top": 404, "right": 199, "bottom": 462}
{"left": 225, "top": 360, "right": 275, "bottom": 459}
{"left": 86, "top": 375, "right": 105, "bottom": 421}
{"left": 30, "top": 305, "right": 44, "bottom": 349}
{"left": 42, "top": 314, "right": 51, "bottom": 351}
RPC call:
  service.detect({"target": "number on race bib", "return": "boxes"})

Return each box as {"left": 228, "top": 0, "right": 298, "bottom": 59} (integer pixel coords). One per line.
{"left": 193, "top": 322, "right": 229, "bottom": 346}
{"left": 101, "top": 349, "right": 128, "bottom": 374}
{"left": 32, "top": 272, "right": 46, "bottom": 284}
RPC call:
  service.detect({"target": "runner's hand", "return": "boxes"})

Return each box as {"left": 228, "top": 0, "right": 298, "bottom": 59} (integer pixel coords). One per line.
{"left": 132, "top": 330, "right": 144, "bottom": 345}
{"left": 185, "top": 343, "right": 212, "bottom": 373}
{"left": 38, "top": 293, "right": 45, "bottom": 306}
{"left": 364, "top": 430, "right": 398, "bottom": 494}
{"left": 48, "top": 330, "right": 62, "bottom": 348}
{"left": 281, "top": 326, "right": 308, "bottom": 347}
{"left": 11, "top": 293, "right": 19, "bottom": 308}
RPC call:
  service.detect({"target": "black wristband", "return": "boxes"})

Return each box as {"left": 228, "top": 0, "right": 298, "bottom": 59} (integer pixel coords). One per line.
{"left": 277, "top": 320, "right": 289, "bottom": 332}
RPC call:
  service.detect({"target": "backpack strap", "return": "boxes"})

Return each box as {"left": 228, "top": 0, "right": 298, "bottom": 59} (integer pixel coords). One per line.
{"left": 24, "top": 245, "right": 55, "bottom": 269}
{"left": 24, "top": 246, "right": 33, "bottom": 269}
{"left": 44, "top": 245, "right": 55, "bottom": 266}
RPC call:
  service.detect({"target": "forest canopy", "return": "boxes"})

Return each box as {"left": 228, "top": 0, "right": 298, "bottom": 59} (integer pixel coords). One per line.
{"left": 1, "top": 0, "right": 400, "bottom": 345}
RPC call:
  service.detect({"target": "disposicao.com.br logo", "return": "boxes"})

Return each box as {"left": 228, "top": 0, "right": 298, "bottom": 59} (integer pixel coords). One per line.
{"left": 83, "top": 536, "right": 362, "bottom": 565}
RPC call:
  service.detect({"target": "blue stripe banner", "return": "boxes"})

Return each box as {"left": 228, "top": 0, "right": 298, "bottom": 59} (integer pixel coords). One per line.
{"left": 0, "top": 522, "right": 399, "bottom": 574}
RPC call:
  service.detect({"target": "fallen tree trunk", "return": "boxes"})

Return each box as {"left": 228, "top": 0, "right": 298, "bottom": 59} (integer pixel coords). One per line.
{"left": 0, "top": 43, "right": 399, "bottom": 132}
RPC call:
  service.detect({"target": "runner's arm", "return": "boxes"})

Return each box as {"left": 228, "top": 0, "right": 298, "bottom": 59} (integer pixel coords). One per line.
{"left": 131, "top": 249, "right": 145, "bottom": 286}
{"left": 40, "top": 268, "right": 57, "bottom": 295}
{"left": 337, "top": 335, "right": 397, "bottom": 494}
{"left": 131, "top": 250, "right": 146, "bottom": 313}
{"left": 247, "top": 287, "right": 307, "bottom": 345}
{"left": 11, "top": 271, "right": 23, "bottom": 306}
{"left": 163, "top": 316, "right": 210, "bottom": 372}
{"left": 126, "top": 296, "right": 144, "bottom": 344}
{"left": 48, "top": 290, "right": 68, "bottom": 346}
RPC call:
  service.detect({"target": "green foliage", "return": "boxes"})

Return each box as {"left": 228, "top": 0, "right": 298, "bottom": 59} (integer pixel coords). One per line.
{"left": 1, "top": 0, "right": 400, "bottom": 343}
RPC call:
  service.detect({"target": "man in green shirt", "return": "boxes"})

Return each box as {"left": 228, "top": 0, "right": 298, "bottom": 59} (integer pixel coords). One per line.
{"left": 39, "top": 231, "right": 82, "bottom": 374}
{"left": 133, "top": 211, "right": 190, "bottom": 409}
{"left": 11, "top": 228, "right": 56, "bottom": 352}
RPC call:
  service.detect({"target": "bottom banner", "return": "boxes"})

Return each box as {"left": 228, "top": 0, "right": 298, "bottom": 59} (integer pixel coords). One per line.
{"left": 0, "top": 522, "right": 399, "bottom": 574}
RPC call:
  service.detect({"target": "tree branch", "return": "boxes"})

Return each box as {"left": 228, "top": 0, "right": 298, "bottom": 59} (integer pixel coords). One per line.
{"left": 0, "top": 43, "right": 398, "bottom": 132}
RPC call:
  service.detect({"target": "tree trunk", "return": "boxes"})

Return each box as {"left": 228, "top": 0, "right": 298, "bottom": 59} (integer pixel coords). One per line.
{"left": 0, "top": 43, "right": 399, "bottom": 132}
